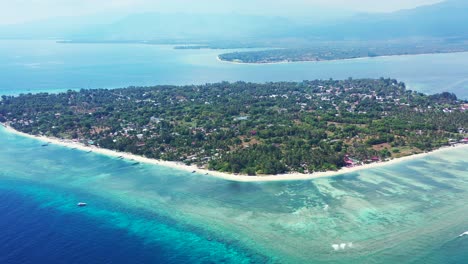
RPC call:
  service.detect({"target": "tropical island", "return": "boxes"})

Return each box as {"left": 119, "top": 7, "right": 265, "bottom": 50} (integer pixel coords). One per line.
{"left": 218, "top": 41, "right": 468, "bottom": 64}
{"left": 1, "top": 79, "right": 467, "bottom": 176}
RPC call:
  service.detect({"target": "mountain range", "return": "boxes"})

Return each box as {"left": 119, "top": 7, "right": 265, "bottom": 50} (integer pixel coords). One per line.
{"left": 317, "top": 0, "right": 468, "bottom": 40}
{"left": 0, "top": 0, "right": 466, "bottom": 43}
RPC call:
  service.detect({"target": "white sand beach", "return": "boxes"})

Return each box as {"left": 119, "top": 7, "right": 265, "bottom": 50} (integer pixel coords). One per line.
{"left": 3, "top": 123, "right": 467, "bottom": 182}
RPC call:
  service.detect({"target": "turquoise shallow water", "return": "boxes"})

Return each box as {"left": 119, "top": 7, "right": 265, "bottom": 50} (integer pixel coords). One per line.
{"left": 0, "top": 40, "right": 467, "bottom": 99}
{"left": 1, "top": 126, "right": 467, "bottom": 263}
{"left": 1, "top": 39, "right": 467, "bottom": 262}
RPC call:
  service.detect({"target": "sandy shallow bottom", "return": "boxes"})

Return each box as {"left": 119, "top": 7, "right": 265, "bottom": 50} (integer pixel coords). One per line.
{"left": 1, "top": 125, "right": 468, "bottom": 263}
{"left": 3, "top": 124, "right": 467, "bottom": 182}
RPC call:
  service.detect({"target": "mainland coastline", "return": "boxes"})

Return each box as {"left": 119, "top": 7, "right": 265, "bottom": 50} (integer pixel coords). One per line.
{"left": 3, "top": 123, "right": 467, "bottom": 183}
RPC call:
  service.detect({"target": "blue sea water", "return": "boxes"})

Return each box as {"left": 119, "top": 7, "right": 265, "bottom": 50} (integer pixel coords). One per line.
{"left": 0, "top": 188, "right": 167, "bottom": 264}
{"left": 0, "top": 181, "right": 259, "bottom": 264}
{"left": 1, "top": 40, "right": 468, "bottom": 263}
{"left": 0, "top": 126, "right": 468, "bottom": 263}
{"left": 0, "top": 40, "right": 467, "bottom": 98}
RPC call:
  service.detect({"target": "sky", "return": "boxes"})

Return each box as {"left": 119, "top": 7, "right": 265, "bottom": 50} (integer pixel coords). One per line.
{"left": 0, "top": 0, "right": 443, "bottom": 25}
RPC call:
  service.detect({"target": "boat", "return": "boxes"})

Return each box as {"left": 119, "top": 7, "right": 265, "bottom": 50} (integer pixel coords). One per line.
{"left": 192, "top": 171, "right": 196, "bottom": 173}
{"left": 77, "top": 202, "right": 87, "bottom": 207}
{"left": 41, "top": 143, "right": 49, "bottom": 147}
{"left": 459, "top": 231, "right": 468, "bottom": 237}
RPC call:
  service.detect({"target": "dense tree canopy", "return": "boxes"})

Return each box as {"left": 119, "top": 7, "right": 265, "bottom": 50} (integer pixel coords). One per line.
{"left": 1, "top": 79, "right": 467, "bottom": 175}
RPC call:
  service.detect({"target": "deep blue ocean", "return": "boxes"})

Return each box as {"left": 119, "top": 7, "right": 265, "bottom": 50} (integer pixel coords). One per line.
{"left": 0, "top": 40, "right": 467, "bottom": 263}
{"left": 0, "top": 189, "right": 166, "bottom": 264}
{"left": 0, "top": 181, "right": 262, "bottom": 264}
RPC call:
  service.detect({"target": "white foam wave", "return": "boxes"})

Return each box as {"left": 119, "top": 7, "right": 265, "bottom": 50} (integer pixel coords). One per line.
{"left": 332, "top": 242, "right": 354, "bottom": 251}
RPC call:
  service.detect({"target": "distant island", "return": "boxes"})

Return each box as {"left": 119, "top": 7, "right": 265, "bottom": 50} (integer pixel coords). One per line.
{"left": 58, "top": 39, "right": 468, "bottom": 64}
{"left": 218, "top": 41, "right": 468, "bottom": 64}
{"left": 174, "top": 45, "right": 211, "bottom": 50}
{"left": 1, "top": 79, "right": 467, "bottom": 176}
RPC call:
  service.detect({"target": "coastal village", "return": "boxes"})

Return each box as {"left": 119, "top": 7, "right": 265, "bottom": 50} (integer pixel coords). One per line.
{"left": 3, "top": 1, "right": 468, "bottom": 263}
{"left": 1, "top": 79, "right": 467, "bottom": 175}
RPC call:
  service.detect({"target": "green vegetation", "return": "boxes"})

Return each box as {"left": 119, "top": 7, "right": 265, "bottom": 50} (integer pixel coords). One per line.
{"left": 218, "top": 41, "right": 468, "bottom": 63}
{"left": 1, "top": 79, "right": 467, "bottom": 175}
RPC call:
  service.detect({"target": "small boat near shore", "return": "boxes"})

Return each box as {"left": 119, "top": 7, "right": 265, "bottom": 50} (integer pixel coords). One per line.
{"left": 77, "top": 202, "right": 87, "bottom": 207}
{"left": 459, "top": 231, "right": 468, "bottom": 237}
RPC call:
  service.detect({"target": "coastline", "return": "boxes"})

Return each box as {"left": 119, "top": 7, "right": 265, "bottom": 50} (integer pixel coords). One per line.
{"left": 216, "top": 55, "right": 298, "bottom": 65}
{"left": 216, "top": 51, "right": 468, "bottom": 65}
{"left": 2, "top": 124, "right": 467, "bottom": 182}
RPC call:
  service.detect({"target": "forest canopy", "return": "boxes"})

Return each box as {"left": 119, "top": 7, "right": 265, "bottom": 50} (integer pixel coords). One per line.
{"left": 1, "top": 79, "right": 467, "bottom": 175}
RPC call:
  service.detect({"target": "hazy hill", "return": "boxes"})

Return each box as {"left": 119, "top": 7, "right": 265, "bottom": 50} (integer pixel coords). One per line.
{"left": 316, "top": 0, "right": 468, "bottom": 40}
{"left": 73, "top": 13, "right": 302, "bottom": 41}
{"left": 0, "top": 0, "right": 467, "bottom": 43}
{"left": 67, "top": 0, "right": 468, "bottom": 42}
{"left": 0, "top": 14, "right": 123, "bottom": 40}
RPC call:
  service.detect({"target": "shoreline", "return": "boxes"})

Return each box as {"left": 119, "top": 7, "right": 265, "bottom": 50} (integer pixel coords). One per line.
{"left": 2, "top": 124, "right": 467, "bottom": 182}
{"left": 216, "top": 55, "right": 296, "bottom": 65}
{"left": 216, "top": 51, "right": 468, "bottom": 65}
